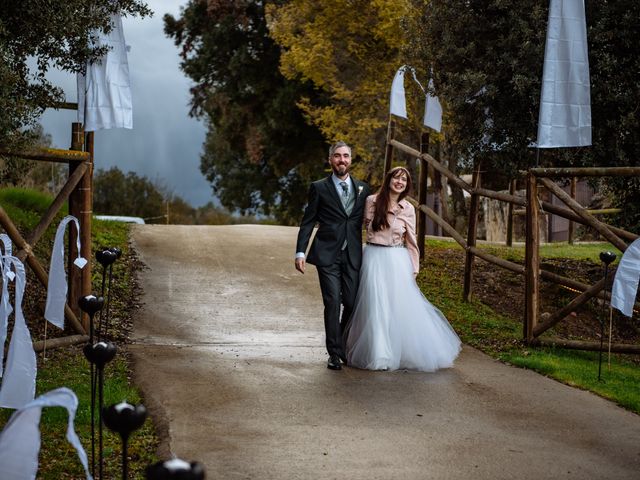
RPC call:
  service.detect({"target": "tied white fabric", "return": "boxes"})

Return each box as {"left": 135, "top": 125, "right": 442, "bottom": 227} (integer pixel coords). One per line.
{"left": 0, "top": 233, "right": 13, "bottom": 280}
{"left": 0, "top": 235, "right": 14, "bottom": 377}
{"left": 389, "top": 66, "right": 408, "bottom": 119}
{"left": 77, "top": 13, "right": 132, "bottom": 131}
{"left": 0, "top": 387, "right": 93, "bottom": 480}
{"left": 423, "top": 78, "right": 443, "bottom": 132}
{"left": 0, "top": 256, "right": 36, "bottom": 408}
{"left": 611, "top": 238, "right": 640, "bottom": 318}
{"left": 536, "top": 0, "right": 591, "bottom": 148}
{"left": 44, "top": 216, "right": 87, "bottom": 330}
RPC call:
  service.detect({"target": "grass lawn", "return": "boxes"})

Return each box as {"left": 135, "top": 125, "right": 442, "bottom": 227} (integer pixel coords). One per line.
{"left": 418, "top": 238, "right": 640, "bottom": 414}
{"left": 0, "top": 187, "right": 158, "bottom": 478}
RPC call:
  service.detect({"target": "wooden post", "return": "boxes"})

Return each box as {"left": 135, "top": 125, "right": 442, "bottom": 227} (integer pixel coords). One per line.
{"left": 524, "top": 172, "right": 540, "bottom": 343}
{"left": 81, "top": 131, "right": 94, "bottom": 331}
{"left": 433, "top": 142, "right": 443, "bottom": 237}
{"left": 463, "top": 161, "right": 481, "bottom": 302}
{"left": 383, "top": 118, "right": 396, "bottom": 177}
{"left": 417, "top": 132, "right": 429, "bottom": 259}
{"left": 568, "top": 176, "right": 577, "bottom": 244}
{"left": 68, "top": 123, "right": 84, "bottom": 321}
{"left": 506, "top": 179, "right": 516, "bottom": 247}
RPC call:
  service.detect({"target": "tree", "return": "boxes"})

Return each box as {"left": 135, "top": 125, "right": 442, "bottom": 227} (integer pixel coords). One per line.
{"left": 93, "top": 167, "right": 166, "bottom": 223}
{"left": 0, "top": 124, "right": 62, "bottom": 190}
{"left": 0, "top": 0, "right": 150, "bottom": 148}
{"left": 164, "top": 0, "right": 327, "bottom": 225}
{"left": 408, "top": 1, "right": 640, "bottom": 231}
{"left": 267, "top": 0, "right": 415, "bottom": 181}
{"left": 405, "top": 0, "right": 548, "bottom": 188}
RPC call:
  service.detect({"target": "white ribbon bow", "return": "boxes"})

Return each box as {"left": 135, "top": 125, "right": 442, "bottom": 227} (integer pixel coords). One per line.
{"left": 0, "top": 234, "right": 14, "bottom": 377}
{"left": 0, "top": 387, "right": 92, "bottom": 479}
{"left": 44, "top": 216, "right": 87, "bottom": 330}
{"left": 0, "top": 256, "right": 36, "bottom": 408}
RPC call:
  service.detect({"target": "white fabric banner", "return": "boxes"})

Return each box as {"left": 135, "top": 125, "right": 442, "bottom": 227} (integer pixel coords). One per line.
{"left": 536, "top": 0, "right": 591, "bottom": 148}
{"left": 44, "top": 216, "right": 87, "bottom": 330}
{"left": 389, "top": 66, "right": 408, "bottom": 119}
{"left": 423, "top": 78, "right": 443, "bottom": 132}
{"left": 0, "top": 235, "right": 14, "bottom": 378}
{"left": 611, "top": 238, "right": 640, "bottom": 318}
{"left": 0, "top": 387, "right": 92, "bottom": 479}
{"left": 0, "top": 257, "right": 36, "bottom": 408}
{"left": 78, "top": 14, "right": 133, "bottom": 131}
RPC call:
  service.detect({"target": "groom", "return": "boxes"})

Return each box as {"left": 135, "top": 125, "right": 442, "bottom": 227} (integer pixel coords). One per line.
{"left": 295, "top": 141, "right": 370, "bottom": 370}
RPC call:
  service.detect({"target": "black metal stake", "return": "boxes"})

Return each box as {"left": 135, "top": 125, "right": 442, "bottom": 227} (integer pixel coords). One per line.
{"left": 83, "top": 341, "right": 116, "bottom": 480}
{"left": 98, "top": 366, "right": 105, "bottom": 479}
{"left": 598, "top": 251, "right": 617, "bottom": 381}
{"left": 103, "top": 263, "right": 115, "bottom": 338}
{"left": 79, "top": 295, "right": 105, "bottom": 477}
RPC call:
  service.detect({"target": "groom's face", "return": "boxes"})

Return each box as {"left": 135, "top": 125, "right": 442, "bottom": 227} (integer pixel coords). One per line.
{"left": 329, "top": 146, "right": 352, "bottom": 178}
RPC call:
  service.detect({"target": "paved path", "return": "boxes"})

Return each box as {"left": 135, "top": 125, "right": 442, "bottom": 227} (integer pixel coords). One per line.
{"left": 129, "top": 225, "right": 640, "bottom": 479}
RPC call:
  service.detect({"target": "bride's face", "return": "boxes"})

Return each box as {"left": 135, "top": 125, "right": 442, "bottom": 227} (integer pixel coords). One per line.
{"left": 389, "top": 171, "right": 408, "bottom": 195}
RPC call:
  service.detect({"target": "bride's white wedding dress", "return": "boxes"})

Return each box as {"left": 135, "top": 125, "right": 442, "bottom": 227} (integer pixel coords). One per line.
{"left": 346, "top": 195, "right": 461, "bottom": 372}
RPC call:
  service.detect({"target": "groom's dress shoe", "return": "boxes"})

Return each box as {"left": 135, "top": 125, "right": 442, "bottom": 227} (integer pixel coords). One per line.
{"left": 327, "top": 355, "right": 342, "bottom": 370}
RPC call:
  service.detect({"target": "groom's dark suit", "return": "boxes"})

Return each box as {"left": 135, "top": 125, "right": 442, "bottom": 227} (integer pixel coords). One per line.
{"left": 296, "top": 174, "right": 370, "bottom": 360}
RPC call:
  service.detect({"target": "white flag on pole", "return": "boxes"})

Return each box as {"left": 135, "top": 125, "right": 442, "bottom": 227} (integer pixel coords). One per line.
{"left": 536, "top": 0, "right": 591, "bottom": 148}
{"left": 423, "top": 78, "right": 443, "bottom": 132}
{"left": 389, "top": 66, "right": 408, "bottom": 119}
{"left": 78, "top": 14, "right": 133, "bottom": 131}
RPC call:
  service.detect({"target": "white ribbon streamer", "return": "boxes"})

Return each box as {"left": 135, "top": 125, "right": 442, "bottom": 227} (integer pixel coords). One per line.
{"left": 611, "top": 237, "right": 640, "bottom": 318}
{"left": 44, "top": 216, "right": 87, "bottom": 330}
{"left": 389, "top": 66, "right": 408, "bottom": 119}
{"left": 0, "top": 387, "right": 92, "bottom": 479}
{"left": 78, "top": 14, "right": 133, "bottom": 131}
{"left": 423, "top": 78, "right": 443, "bottom": 132}
{"left": 0, "top": 256, "right": 36, "bottom": 408}
{"left": 1, "top": 234, "right": 14, "bottom": 377}
{"left": 536, "top": 0, "right": 591, "bottom": 147}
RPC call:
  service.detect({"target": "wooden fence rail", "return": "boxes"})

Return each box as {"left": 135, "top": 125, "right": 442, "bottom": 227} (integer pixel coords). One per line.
{"left": 385, "top": 127, "right": 638, "bottom": 354}
{"left": 0, "top": 118, "right": 94, "bottom": 342}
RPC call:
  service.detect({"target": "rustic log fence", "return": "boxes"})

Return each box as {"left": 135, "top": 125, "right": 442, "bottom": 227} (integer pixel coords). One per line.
{"left": 384, "top": 129, "right": 640, "bottom": 354}
{"left": 0, "top": 106, "right": 94, "bottom": 350}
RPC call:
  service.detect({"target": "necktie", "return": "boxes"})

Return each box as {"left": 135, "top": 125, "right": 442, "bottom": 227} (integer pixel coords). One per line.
{"left": 340, "top": 181, "right": 349, "bottom": 205}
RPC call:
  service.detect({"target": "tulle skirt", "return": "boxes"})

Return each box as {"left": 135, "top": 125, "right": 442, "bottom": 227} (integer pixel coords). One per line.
{"left": 346, "top": 245, "right": 462, "bottom": 372}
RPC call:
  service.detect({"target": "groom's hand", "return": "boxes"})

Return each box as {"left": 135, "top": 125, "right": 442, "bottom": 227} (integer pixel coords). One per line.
{"left": 295, "top": 257, "right": 306, "bottom": 274}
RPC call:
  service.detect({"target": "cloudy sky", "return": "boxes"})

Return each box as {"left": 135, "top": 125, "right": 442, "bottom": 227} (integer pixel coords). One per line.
{"left": 38, "top": 0, "right": 212, "bottom": 207}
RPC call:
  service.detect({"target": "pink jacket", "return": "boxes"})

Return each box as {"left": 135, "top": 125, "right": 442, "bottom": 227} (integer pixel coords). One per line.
{"left": 364, "top": 194, "right": 420, "bottom": 274}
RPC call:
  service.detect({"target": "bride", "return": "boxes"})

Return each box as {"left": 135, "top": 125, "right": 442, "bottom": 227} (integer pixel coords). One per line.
{"left": 346, "top": 166, "right": 461, "bottom": 371}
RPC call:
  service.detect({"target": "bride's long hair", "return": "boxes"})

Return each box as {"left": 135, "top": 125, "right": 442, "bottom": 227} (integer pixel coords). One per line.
{"left": 371, "top": 166, "right": 413, "bottom": 232}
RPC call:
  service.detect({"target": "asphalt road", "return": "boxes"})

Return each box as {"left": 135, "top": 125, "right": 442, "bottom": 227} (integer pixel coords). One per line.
{"left": 129, "top": 224, "right": 640, "bottom": 479}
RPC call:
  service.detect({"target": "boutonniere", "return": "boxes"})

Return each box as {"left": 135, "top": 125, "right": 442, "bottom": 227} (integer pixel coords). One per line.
{"left": 357, "top": 185, "right": 364, "bottom": 196}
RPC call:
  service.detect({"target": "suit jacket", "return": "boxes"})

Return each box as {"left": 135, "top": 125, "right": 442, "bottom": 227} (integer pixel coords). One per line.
{"left": 296, "top": 175, "right": 371, "bottom": 268}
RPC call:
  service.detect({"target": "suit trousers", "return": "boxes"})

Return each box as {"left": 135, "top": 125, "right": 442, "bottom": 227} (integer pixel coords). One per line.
{"left": 316, "top": 248, "right": 360, "bottom": 359}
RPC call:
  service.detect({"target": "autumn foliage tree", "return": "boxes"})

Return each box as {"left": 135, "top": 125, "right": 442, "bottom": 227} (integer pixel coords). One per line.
{"left": 266, "top": 0, "right": 415, "bottom": 181}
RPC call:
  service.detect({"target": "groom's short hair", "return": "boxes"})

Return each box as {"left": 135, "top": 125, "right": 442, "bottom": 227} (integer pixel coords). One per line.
{"left": 328, "top": 141, "right": 351, "bottom": 159}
